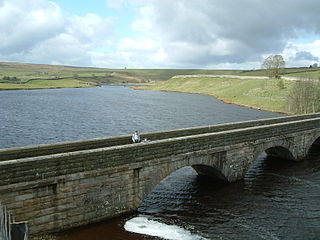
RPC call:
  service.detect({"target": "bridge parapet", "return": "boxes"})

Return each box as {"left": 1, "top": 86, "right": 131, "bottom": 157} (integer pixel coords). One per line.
{"left": 1, "top": 113, "right": 320, "bottom": 161}
{"left": 1, "top": 116, "right": 319, "bottom": 185}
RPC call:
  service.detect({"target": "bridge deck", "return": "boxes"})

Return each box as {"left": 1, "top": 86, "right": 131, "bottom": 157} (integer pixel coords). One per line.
{"left": 1, "top": 113, "right": 320, "bottom": 161}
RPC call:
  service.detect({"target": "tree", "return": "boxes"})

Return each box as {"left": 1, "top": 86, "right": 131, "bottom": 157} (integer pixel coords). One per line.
{"left": 287, "top": 75, "right": 320, "bottom": 114}
{"left": 262, "top": 54, "right": 286, "bottom": 78}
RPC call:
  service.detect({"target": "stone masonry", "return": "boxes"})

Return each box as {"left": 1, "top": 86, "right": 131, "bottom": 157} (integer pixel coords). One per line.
{"left": 0, "top": 113, "right": 320, "bottom": 237}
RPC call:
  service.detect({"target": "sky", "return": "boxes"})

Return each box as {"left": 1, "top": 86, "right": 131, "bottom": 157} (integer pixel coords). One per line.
{"left": 0, "top": 0, "right": 320, "bottom": 69}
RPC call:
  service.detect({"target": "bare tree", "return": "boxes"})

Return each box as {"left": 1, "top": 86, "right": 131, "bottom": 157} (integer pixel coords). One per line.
{"left": 287, "top": 76, "right": 320, "bottom": 114}
{"left": 262, "top": 55, "right": 286, "bottom": 78}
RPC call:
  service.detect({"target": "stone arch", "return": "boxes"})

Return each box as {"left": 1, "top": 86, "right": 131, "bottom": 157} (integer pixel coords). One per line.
{"left": 242, "top": 143, "right": 296, "bottom": 179}
{"left": 192, "top": 164, "right": 228, "bottom": 181}
{"left": 305, "top": 132, "right": 320, "bottom": 155}
{"left": 135, "top": 160, "right": 192, "bottom": 207}
{"left": 135, "top": 153, "right": 227, "bottom": 207}
{"left": 265, "top": 146, "right": 295, "bottom": 160}
{"left": 253, "top": 141, "right": 296, "bottom": 163}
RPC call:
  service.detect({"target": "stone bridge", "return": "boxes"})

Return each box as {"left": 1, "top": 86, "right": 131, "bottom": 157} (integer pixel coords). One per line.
{"left": 1, "top": 113, "right": 320, "bottom": 236}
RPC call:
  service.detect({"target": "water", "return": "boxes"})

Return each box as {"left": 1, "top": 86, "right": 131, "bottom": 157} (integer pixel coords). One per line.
{"left": 0, "top": 86, "right": 279, "bottom": 148}
{"left": 1, "top": 86, "right": 319, "bottom": 239}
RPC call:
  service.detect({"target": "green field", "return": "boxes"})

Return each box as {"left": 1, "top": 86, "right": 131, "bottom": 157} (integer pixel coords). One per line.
{"left": 0, "top": 62, "right": 245, "bottom": 90}
{"left": 138, "top": 76, "right": 295, "bottom": 113}
{"left": 1, "top": 62, "right": 320, "bottom": 91}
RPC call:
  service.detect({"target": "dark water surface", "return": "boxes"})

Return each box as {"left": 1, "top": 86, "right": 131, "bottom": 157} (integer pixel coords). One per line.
{"left": 1, "top": 86, "right": 319, "bottom": 239}
{"left": 1, "top": 86, "right": 279, "bottom": 148}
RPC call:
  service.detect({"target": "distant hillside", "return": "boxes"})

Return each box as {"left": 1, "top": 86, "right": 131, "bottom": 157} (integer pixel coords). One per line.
{"left": 238, "top": 67, "right": 320, "bottom": 79}
{"left": 0, "top": 61, "right": 319, "bottom": 90}
{"left": 0, "top": 62, "right": 241, "bottom": 84}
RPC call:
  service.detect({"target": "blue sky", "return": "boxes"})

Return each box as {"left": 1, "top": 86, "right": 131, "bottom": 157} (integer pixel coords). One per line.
{"left": 0, "top": 0, "right": 319, "bottom": 69}
{"left": 52, "top": 0, "right": 136, "bottom": 38}
{"left": 53, "top": 0, "right": 108, "bottom": 15}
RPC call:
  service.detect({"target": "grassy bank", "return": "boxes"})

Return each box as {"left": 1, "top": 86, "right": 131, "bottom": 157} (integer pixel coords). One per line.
{"left": 138, "top": 76, "right": 294, "bottom": 113}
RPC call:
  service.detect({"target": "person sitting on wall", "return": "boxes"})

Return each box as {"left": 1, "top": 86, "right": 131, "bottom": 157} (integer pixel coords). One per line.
{"left": 132, "top": 131, "right": 141, "bottom": 143}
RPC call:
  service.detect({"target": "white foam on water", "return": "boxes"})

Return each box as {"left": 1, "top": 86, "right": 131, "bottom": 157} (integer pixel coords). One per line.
{"left": 124, "top": 216, "right": 207, "bottom": 240}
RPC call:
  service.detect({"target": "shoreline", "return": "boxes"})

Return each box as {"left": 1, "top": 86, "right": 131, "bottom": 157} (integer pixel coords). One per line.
{"left": 0, "top": 86, "right": 98, "bottom": 91}
{"left": 0, "top": 82, "right": 152, "bottom": 91}
{"left": 1, "top": 80, "right": 289, "bottom": 115}
{"left": 132, "top": 86, "right": 290, "bottom": 115}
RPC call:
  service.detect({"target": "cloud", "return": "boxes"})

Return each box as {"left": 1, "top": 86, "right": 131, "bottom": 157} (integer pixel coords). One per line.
{"left": 0, "top": 0, "right": 65, "bottom": 54}
{"left": 24, "top": 34, "right": 91, "bottom": 66}
{"left": 106, "top": 0, "right": 125, "bottom": 9}
{"left": 93, "top": 36, "right": 168, "bottom": 68}
{"left": 282, "top": 40, "right": 320, "bottom": 67}
{"left": 106, "top": 0, "right": 148, "bottom": 10}
{"left": 130, "top": 0, "right": 320, "bottom": 68}
{"left": 0, "top": 0, "right": 114, "bottom": 66}
{"left": 67, "top": 13, "right": 113, "bottom": 46}
{"left": 294, "top": 51, "right": 318, "bottom": 61}
{"left": 0, "top": 0, "right": 320, "bottom": 68}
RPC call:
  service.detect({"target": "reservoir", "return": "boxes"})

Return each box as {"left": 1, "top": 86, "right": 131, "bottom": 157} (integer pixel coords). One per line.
{"left": 0, "top": 86, "right": 280, "bottom": 148}
{"left": 1, "top": 86, "right": 319, "bottom": 239}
